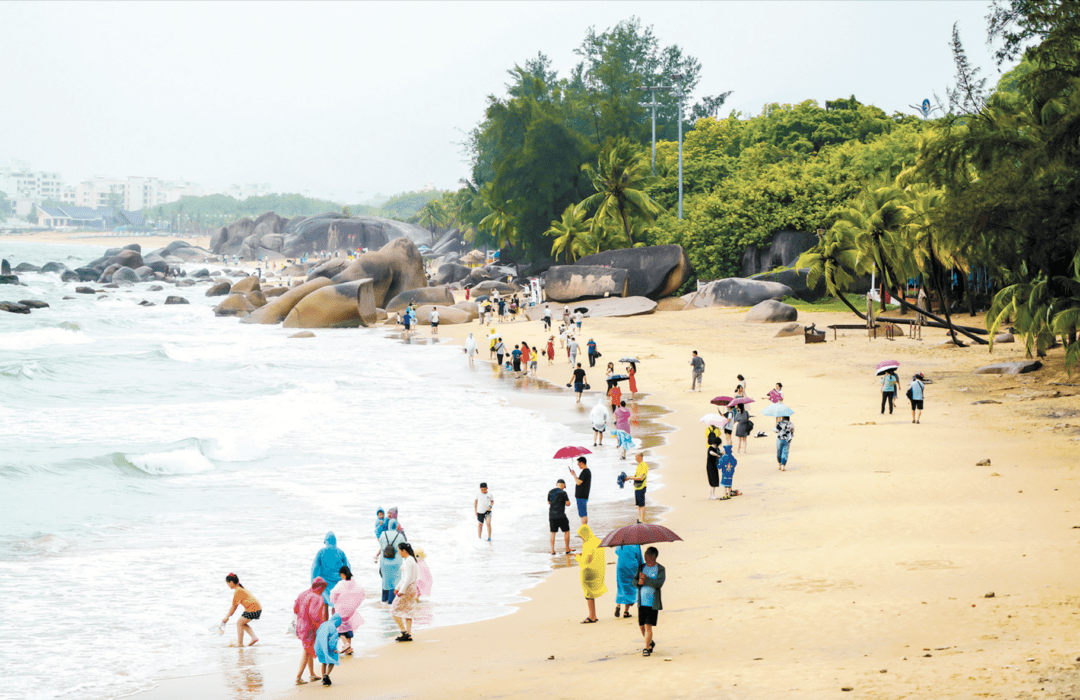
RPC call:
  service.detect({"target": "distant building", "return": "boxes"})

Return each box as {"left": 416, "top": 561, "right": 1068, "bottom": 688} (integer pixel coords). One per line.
{"left": 35, "top": 205, "right": 145, "bottom": 230}
{"left": 74, "top": 176, "right": 204, "bottom": 211}
{"left": 0, "top": 160, "right": 66, "bottom": 218}
{"left": 219, "top": 182, "right": 271, "bottom": 200}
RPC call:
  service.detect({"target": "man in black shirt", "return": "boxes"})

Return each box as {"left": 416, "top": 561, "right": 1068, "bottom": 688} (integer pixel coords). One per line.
{"left": 569, "top": 456, "right": 592, "bottom": 524}
{"left": 569, "top": 363, "right": 587, "bottom": 404}
{"left": 547, "top": 479, "right": 572, "bottom": 554}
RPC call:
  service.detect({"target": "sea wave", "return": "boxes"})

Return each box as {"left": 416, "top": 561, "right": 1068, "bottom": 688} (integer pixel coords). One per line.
{"left": 115, "top": 439, "right": 216, "bottom": 476}
{"left": 0, "top": 326, "right": 92, "bottom": 351}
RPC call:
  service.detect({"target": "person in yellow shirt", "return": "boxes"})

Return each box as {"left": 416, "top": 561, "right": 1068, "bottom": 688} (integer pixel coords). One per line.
{"left": 632, "top": 453, "right": 649, "bottom": 523}
{"left": 223, "top": 573, "right": 261, "bottom": 647}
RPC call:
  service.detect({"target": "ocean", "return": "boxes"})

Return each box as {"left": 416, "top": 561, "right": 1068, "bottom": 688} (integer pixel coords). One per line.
{"left": 0, "top": 240, "right": 649, "bottom": 700}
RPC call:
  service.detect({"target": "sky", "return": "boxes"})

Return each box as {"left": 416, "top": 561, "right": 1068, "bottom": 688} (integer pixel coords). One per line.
{"left": 0, "top": 1, "right": 1014, "bottom": 203}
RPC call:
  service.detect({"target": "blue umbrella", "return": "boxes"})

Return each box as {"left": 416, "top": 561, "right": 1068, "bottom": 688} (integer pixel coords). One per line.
{"left": 762, "top": 402, "right": 794, "bottom": 417}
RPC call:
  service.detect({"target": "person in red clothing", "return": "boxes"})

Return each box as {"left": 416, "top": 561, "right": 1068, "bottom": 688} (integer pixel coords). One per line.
{"left": 547, "top": 336, "right": 556, "bottom": 365}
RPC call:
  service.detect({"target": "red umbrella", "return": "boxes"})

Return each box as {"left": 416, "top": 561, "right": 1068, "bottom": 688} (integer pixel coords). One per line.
{"left": 553, "top": 446, "right": 592, "bottom": 460}
{"left": 710, "top": 396, "right": 734, "bottom": 406}
{"left": 599, "top": 523, "right": 683, "bottom": 548}
{"left": 728, "top": 397, "right": 755, "bottom": 406}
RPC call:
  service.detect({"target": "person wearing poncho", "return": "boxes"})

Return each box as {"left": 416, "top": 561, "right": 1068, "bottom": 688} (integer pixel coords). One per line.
{"left": 314, "top": 613, "right": 342, "bottom": 685}
{"left": 374, "top": 509, "right": 387, "bottom": 539}
{"left": 590, "top": 395, "right": 607, "bottom": 447}
{"left": 718, "top": 445, "right": 738, "bottom": 499}
{"left": 614, "top": 544, "right": 643, "bottom": 618}
{"left": 293, "top": 577, "right": 328, "bottom": 684}
{"left": 310, "top": 532, "right": 350, "bottom": 606}
{"left": 330, "top": 566, "right": 365, "bottom": 655}
{"left": 465, "top": 333, "right": 478, "bottom": 365}
{"left": 376, "top": 520, "right": 406, "bottom": 603}
{"left": 576, "top": 523, "right": 607, "bottom": 623}
{"left": 613, "top": 401, "right": 633, "bottom": 460}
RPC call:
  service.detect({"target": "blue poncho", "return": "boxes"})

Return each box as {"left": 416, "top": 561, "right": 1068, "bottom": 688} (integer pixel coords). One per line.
{"left": 374, "top": 510, "right": 388, "bottom": 539}
{"left": 615, "top": 545, "right": 644, "bottom": 605}
{"left": 378, "top": 521, "right": 405, "bottom": 591}
{"left": 311, "top": 531, "right": 350, "bottom": 603}
{"left": 718, "top": 445, "right": 737, "bottom": 488}
{"left": 314, "top": 614, "right": 342, "bottom": 665}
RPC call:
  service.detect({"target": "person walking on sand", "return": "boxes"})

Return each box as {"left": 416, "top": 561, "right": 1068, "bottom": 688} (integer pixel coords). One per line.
{"left": 590, "top": 395, "right": 607, "bottom": 447}
{"left": 568, "top": 336, "right": 580, "bottom": 366}
{"left": 775, "top": 416, "right": 794, "bottom": 471}
{"left": 614, "top": 400, "right": 633, "bottom": 460}
{"left": 547, "top": 479, "right": 573, "bottom": 554}
{"left": 587, "top": 338, "right": 598, "bottom": 367}
{"left": 547, "top": 336, "right": 556, "bottom": 366}
{"left": 880, "top": 369, "right": 899, "bottom": 415}
{"left": 632, "top": 452, "right": 649, "bottom": 522}
{"left": 311, "top": 532, "right": 350, "bottom": 613}
{"left": 465, "top": 332, "right": 478, "bottom": 366}
{"left": 391, "top": 542, "right": 420, "bottom": 642}
{"left": 569, "top": 456, "right": 592, "bottom": 524}
{"left": 314, "top": 613, "right": 341, "bottom": 685}
{"left": 732, "top": 402, "right": 751, "bottom": 455}
{"left": 636, "top": 546, "right": 665, "bottom": 656}
{"left": 576, "top": 523, "right": 607, "bottom": 623}
{"left": 563, "top": 306, "right": 571, "bottom": 328}
{"left": 569, "top": 363, "right": 587, "bottom": 403}
{"left": 690, "top": 351, "right": 705, "bottom": 392}
{"left": 575, "top": 309, "right": 584, "bottom": 331}
{"left": 293, "top": 578, "right": 328, "bottom": 684}
{"left": 222, "top": 573, "right": 261, "bottom": 647}
{"left": 706, "top": 424, "right": 722, "bottom": 499}
{"left": 475, "top": 482, "right": 493, "bottom": 541}
{"left": 908, "top": 372, "right": 925, "bottom": 423}
{"left": 614, "top": 544, "right": 643, "bottom": 618}
{"left": 429, "top": 307, "right": 439, "bottom": 334}
{"left": 330, "top": 566, "right": 365, "bottom": 656}
{"left": 495, "top": 338, "right": 506, "bottom": 367}
{"left": 544, "top": 305, "right": 552, "bottom": 330}
{"left": 737, "top": 374, "right": 747, "bottom": 396}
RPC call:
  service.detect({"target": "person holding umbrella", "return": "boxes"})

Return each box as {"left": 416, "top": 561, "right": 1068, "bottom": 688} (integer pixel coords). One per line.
{"left": 880, "top": 367, "right": 899, "bottom": 414}
{"left": 624, "top": 359, "right": 638, "bottom": 397}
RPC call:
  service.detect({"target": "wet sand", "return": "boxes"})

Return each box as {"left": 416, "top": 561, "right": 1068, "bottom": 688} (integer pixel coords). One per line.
{"left": 0, "top": 230, "right": 211, "bottom": 249}
{"left": 140, "top": 296, "right": 1080, "bottom": 700}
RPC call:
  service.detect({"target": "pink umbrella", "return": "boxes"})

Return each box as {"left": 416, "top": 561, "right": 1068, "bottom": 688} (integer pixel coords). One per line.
{"left": 728, "top": 397, "right": 755, "bottom": 406}
{"left": 553, "top": 446, "right": 592, "bottom": 460}
{"left": 699, "top": 414, "right": 728, "bottom": 428}
{"left": 599, "top": 523, "right": 683, "bottom": 548}
{"left": 876, "top": 359, "right": 900, "bottom": 376}
{"left": 710, "top": 396, "right": 734, "bottom": 406}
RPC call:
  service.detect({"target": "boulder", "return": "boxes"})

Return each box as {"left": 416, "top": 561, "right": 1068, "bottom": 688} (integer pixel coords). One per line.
{"left": 409, "top": 304, "right": 471, "bottom": 325}
{"left": 75, "top": 286, "right": 96, "bottom": 294}
{"left": 692, "top": 278, "right": 793, "bottom": 308}
{"left": 245, "top": 290, "right": 268, "bottom": 308}
{"left": 435, "top": 263, "right": 472, "bottom": 285}
{"left": 994, "top": 332, "right": 1015, "bottom": 344}
{"left": 40, "top": 262, "right": 69, "bottom": 274}
{"left": 466, "top": 267, "right": 493, "bottom": 285}
{"left": 289, "top": 331, "right": 316, "bottom": 338}
{"left": 134, "top": 266, "right": 154, "bottom": 280}
{"left": 375, "top": 308, "right": 388, "bottom": 321}
{"left": 206, "top": 280, "right": 232, "bottom": 297}
{"left": 161, "top": 243, "right": 208, "bottom": 262}
{"left": 327, "top": 237, "right": 427, "bottom": 307}
{"left": 774, "top": 322, "right": 804, "bottom": 337}
{"left": 103, "top": 283, "right": 120, "bottom": 289}
{"left": 60, "top": 270, "right": 80, "bottom": 282}
{"left": 241, "top": 277, "right": 334, "bottom": 325}
{"left": 123, "top": 243, "right": 141, "bottom": 253}
{"left": 74, "top": 267, "right": 99, "bottom": 282}
{"left": 142, "top": 254, "right": 171, "bottom": 275}
{"left": 974, "top": 360, "right": 1043, "bottom": 375}
{"left": 110, "top": 267, "right": 140, "bottom": 284}
{"left": 164, "top": 296, "right": 189, "bottom": 305}
{"left": 562, "top": 296, "right": 657, "bottom": 318}
{"left": 385, "top": 285, "right": 455, "bottom": 313}
{"left": 97, "top": 264, "right": 121, "bottom": 283}
{"left": 740, "top": 230, "right": 819, "bottom": 277}
{"left": 13, "top": 262, "right": 40, "bottom": 273}
{"left": 280, "top": 264, "right": 307, "bottom": 277}
{"left": 0, "top": 301, "right": 31, "bottom": 314}
{"left": 282, "top": 278, "right": 379, "bottom": 329}
{"left": 263, "top": 286, "right": 288, "bottom": 298}
{"left": 656, "top": 297, "right": 690, "bottom": 312}
{"left": 0, "top": 274, "right": 19, "bottom": 285}
{"left": 191, "top": 268, "right": 210, "bottom": 278}
{"left": 544, "top": 265, "right": 628, "bottom": 302}
{"left": 210, "top": 217, "right": 257, "bottom": 255}
{"left": 213, "top": 293, "right": 256, "bottom": 317}
{"left": 325, "top": 218, "right": 392, "bottom": 252}
{"left": 105, "top": 249, "right": 144, "bottom": 271}
{"left": 138, "top": 300, "right": 155, "bottom": 307}
{"left": 574, "top": 245, "right": 693, "bottom": 300}
{"left": 279, "top": 214, "right": 430, "bottom": 256}
{"left": 745, "top": 300, "right": 798, "bottom": 323}
{"left": 230, "top": 276, "right": 261, "bottom": 294}
{"left": 306, "top": 258, "right": 351, "bottom": 281}
{"left": 472, "top": 280, "right": 519, "bottom": 294}
{"left": 452, "top": 301, "right": 480, "bottom": 320}
{"left": 18, "top": 300, "right": 49, "bottom": 309}
{"left": 0, "top": 259, "right": 9, "bottom": 274}
{"left": 176, "top": 278, "right": 196, "bottom": 288}
{"left": 147, "top": 285, "right": 164, "bottom": 292}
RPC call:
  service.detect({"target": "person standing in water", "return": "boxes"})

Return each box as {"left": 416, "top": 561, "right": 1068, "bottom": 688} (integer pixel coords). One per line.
{"left": 547, "top": 479, "right": 572, "bottom": 555}
{"left": 569, "top": 363, "right": 587, "bottom": 404}
{"left": 391, "top": 542, "right": 420, "bottom": 642}
{"left": 222, "top": 573, "right": 261, "bottom": 647}
{"left": 465, "top": 333, "right": 478, "bottom": 366}
{"left": 632, "top": 453, "right": 649, "bottom": 522}
{"left": 376, "top": 520, "right": 405, "bottom": 604}
{"left": 311, "top": 532, "right": 350, "bottom": 613}
{"left": 293, "top": 578, "right": 328, "bottom": 684}
{"left": 475, "top": 482, "right": 493, "bottom": 541}
{"left": 569, "top": 456, "right": 592, "bottom": 524}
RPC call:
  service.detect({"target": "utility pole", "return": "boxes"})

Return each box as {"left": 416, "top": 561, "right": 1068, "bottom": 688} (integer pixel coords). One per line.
{"left": 637, "top": 77, "right": 686, "bottom": 219}
{"left": 671, "top": 73, "right": 686, "bottom": 220}
{"left": 637, "top": 86, "right": 670, "bottom": 175}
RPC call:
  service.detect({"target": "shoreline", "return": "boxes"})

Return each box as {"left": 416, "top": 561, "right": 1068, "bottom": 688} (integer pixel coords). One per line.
{"left": 110, "top": 292, "right": 1080, "bottom": 699}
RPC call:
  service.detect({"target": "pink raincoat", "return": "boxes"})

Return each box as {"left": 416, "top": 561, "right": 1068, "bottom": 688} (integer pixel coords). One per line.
{"left": 416, "top": 558, "right": 433, "bottom": 597}
{"left": 293, "top": 577, "right": 327, "bottom": 654}
{"left": 329, "top": 579, "right": 366, "bottom": 633}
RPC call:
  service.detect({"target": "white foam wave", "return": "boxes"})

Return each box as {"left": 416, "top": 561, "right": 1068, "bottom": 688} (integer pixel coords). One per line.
{"left": 201, "top": 435, "right": 268, "bottom": 463}
{"left": 126, "top": 447, "right": 215, "bottom": 475}
{"left": 0, "top": 327, "right": 92, "bottom": 351}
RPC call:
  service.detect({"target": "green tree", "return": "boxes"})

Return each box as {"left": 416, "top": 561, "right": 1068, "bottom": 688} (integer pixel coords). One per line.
{"left": 546, "top": 204, "right": 591, "bottom": 262}
{"left": 579, "top": 139, "right": 661, "bottom": 246}
{"left": 797, "top": 227, "right": 870, "bottom": 317}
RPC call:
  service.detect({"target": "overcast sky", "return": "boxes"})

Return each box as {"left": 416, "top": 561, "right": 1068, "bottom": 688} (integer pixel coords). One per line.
{"left": 0, "top": 1, "right": 1012, "bottom": 203}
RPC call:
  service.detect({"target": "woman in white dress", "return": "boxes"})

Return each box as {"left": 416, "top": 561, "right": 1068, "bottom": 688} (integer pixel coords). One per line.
{"left": 391, "top": 542, "right": 420, "bottom": 642}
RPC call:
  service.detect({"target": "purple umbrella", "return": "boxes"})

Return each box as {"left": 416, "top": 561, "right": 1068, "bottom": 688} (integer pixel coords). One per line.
{"left": 710, "top": 396, "right": 734, "bottom": 406}
{"left": 728, "top": 397, "right": 755, "bottom": 406}
{"left": 876, "top": 359, "right": 900, "bottom": 376}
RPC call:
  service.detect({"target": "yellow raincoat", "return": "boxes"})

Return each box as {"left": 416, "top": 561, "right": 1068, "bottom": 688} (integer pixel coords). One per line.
{"left": 576, "top": 524, "right": 607, "bottom": 599}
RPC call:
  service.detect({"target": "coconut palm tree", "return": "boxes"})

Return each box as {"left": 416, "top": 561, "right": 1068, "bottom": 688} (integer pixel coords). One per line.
{"left": 797, "top": 227, "right": 870, "bottom": 318}
{"left": 579, "top": 138, "right": 662, "bottom": 246}
{"left": 546, "top": 204, "right": 590, "bottom": 262}
{"left": 833, "top": 182, "right": 911, "bottom": 312}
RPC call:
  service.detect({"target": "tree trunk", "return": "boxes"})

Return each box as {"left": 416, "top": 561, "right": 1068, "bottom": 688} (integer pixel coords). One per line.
{"left": 881, "top": 260, "right": 988, "bottom": 345}
{"left": 928, "top": 244, "right": 962, "bottom": 346}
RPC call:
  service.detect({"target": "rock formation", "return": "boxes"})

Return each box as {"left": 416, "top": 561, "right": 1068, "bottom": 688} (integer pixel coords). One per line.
{"left": 318, "top": 237, "right": 427, "bottom": 308}
{"left": 692, "top": 278, "right": 793, "bottom": 308}
{"left": 544, "top": 265, "right": 628, "bottom": 302}
{"left": 572, "top": 245, "right": 693, "bottom": 300}
{"left": 282, "top": 279, "right": 379, "bottom": 329}
{"left": 745, "top": 300, "right": 799, "bottom": 323}
{"left": 384, "top": 285, "right": 455, "bottom": 313}
{"left": 241, "top": 277, "right": 333, "bottom": 324}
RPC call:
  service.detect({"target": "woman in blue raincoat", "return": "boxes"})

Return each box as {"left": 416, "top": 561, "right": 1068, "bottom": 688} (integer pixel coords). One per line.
{"left": 614, "top": 544, "right": 643, "bottom": 618}
{"left": 376, "top": 520, "right": 406, "bottom": 603}
{"left": 314, "top": 613, "right": 341, "bottom": 686}
{"left": 311, "top": 532, "right": 350, "bottom": 607}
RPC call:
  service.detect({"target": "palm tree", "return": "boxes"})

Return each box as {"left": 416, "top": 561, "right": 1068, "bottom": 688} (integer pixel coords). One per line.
{"left": 797, "top": 227, "right": 870, "bottom": 318}
{"left": 546, "top": 204, "right": 590, "bottom": 262}
{"left": 833, "top": 182, "right": 911, "bottom": 313}
{"left": 901, "top": 182, "right": 963, "bottom": 343}
{"left": 416, "top": 200, "right": 450, "bottom": 245}
{"left": 579, "top": 138, "right": 662, "bottom": 246}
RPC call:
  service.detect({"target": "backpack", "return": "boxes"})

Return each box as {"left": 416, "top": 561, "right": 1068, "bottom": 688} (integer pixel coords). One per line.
{"left": 383, "top": 532, "right": 401, "bottom": 559}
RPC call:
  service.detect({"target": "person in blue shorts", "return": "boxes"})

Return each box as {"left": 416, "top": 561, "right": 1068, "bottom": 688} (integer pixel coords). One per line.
{"left": 568, "top": 456, "right": 591, "bottom": 525}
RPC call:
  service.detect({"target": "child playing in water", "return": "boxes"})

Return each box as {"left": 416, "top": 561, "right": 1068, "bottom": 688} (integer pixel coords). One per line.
{"left": 223, "top": 573, "right": 261, "bottom": 646}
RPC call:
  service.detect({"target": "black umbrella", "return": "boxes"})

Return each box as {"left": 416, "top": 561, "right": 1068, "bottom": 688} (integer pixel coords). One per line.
{"left": 574, "top": 307, "right": 589, "bottom": 313}
{"left": 475, "top": 294, "right": 490, "bottom": 302}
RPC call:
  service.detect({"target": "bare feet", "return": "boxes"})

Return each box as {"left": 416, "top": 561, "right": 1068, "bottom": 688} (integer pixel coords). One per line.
{"left": 247, "top": 639, "right": 259, "bottom": 646}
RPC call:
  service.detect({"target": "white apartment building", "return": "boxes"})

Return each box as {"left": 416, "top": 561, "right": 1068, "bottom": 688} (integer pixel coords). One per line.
{"left": 220, "top": 182, "right": 271, "bottom": 200}
{"left": 75, "top": 176, "right": 203, "bottom": 211}
{"left": 0, "top": 160, "right": 66, "bottom": 217}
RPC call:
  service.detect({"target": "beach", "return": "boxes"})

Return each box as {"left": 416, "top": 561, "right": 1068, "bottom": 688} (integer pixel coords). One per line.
{"left": 0, "top": 230, "right": 212, "bottom": 250}
{"left": 133, "top": 295, "right": 1079, "bottom": 699}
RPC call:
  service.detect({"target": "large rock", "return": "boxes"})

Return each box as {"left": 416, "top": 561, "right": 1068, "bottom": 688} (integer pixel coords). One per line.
{"left": 264, "top": 286, "right": 289, "bottom": 298}
{"left": 385, "top": 285, "right": 455, "bottom": 313}
{"left": 18, "top": 300, "right": 50, "bottom": 309}
{"left": 133, "top": 266, "right": 154, "bottom": 280}
{"left": 544, "top": 265, "right": 628, "bottom": 302}
{"left": 13, "top": 262, "right": 40, "bottom": 273}
{"left": 573, "top": 245, "right": 693, "bottom": 300}
{"left": 74, "top": 267, "right": 99, "bottom": 282}
{"left": 0, "top": 259, "right": 9, "bottom": 275}
{"left": 164, "top": 296, "right": 189, "bottom": 305}
{"left": 206, "top": 280, "right": 232, "bottom": 297}
{"left": 466, "top": 267, "right": 494, "bottom": 285}
{"left": 325, "top": 237, "right": 427, "bottom": 308}
{"left": 210, "top": 217, "right": 257, "bottom": 255}
{"left": 692, "top": 278, "right": 793, "bottom": 308}
{"left": 435, "top": 263, "right": 472, "bottom": 285}
{"left": 325, "top": 218, "right": 391, "bottom": 252}
{"left": 994, "top": 332, "right": 1015, "bottom": 344}
{"left": 740, "top": 230, "right": 819, "bottom": 277}
{"left": 230, "top": 276, "right": 261, "bottom": 294}
{"left": 105, "top": 249, "right": 144, "bottom": 271}
{"left": 974, "top": 360, "right": 1043, "bottom": 375}
{"left": 0, "top": 301, "right": 31, "bottom": 314}
{"left": 452, "top": 301, "right": 480, "bottom": 320}
{"left": 0, "top": 274, "right": 19, "bottom": 285}
{"left": 40, "top": 262, "right": 70, "bottom": 274}
{"left": 213, "top": 293, "right": 256, "bottom": 317}
{"left": 246, "top": 290, "right": 268, "bottom": 308}
{"left": 241, "top": 277, "right": 334, "bottom": 324}
{"left": 110, "top": 267, "right": 140, "bottom": 284}
{"left": 306, "top": 258, "right": 351, "bottom": 281}
{"left": 745, "top": 300, "right": 798, "bottom": 323}
{"left": 412, "top": 304, "right": 471, "bottom": 325}
{"left": 277, "top": 213, "right": 432, "bottom": 256}
{"left": 282, "top": 279, "right": 378, "bottom": 329}
{"left": 472, "top": 280, "right": 519, "bottom": 294}
{"left": 142, "top": 253, "right": 171, "bottom": 275}
{"left": 750, "top": 267, "right": 871, "bottom": 300}
{"left": 774, "top": 322, "right": 804, "bottom": 337}
{"left": 561, "top": 296, "right": 657, "bottom": 318}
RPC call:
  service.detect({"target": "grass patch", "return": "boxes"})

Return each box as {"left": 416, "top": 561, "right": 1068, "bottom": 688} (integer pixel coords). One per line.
{"left": 779, "top": 294, "right": 861, "bottom": 314}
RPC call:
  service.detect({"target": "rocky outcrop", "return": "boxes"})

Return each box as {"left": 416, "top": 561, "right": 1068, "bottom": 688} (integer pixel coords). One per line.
{"left": 749, "top": 267, "right": 871, "bottom": 300}
{"left": 240, "top": 277, "right": 333, "bottom": 324}
{"left": 385, "top": 285, "right": 455, "bottom": 313}
{"left": 306, "top": 258, "right": 351, "bottom": 281}
{"left": 18, "top": 300, "right": 49, "bottom": 309}
{"left": 230, "top": 276, "right": 261, "bottom": 294}
{"left": 472, "top": 280, "right": 519, "bottom": 294}
{"left": 164, "top": 296, "right": 189, "bottom": 305}
{"left": 412, "top": 304, "right": 471, "bottom": 325}
{"left": 974, "top": 360, "right": 1043, "bottom": 375}
{"left": 544, "top": 265, "right": 628, "bottom": 302}
{"left": 111, "top": 267, "right": 140, "bottom": 284}
{"left": 13, "top": 262, "right": 40, "bottom": 273}
{"left": 692, "top": 278, "right": 793, "bottom": 308}
{"left": 573, "top": 245, "right": 693, "bottom": 300}
{"left": 323, "top": 237, "right": 427, "bottom": 308}
{"left": 282, "top": 279, "right": 378, "bottom": 328}
{"left": 451, "top": 301, "right": 480, "bottom": 320}
{"left": 213, "top": 293, "right": 256, "bottom": 317}
{"left": 246, "top": 290, "right": 268, "bottom": 308}
{"left": 206, "top": 280, "right": 232, "bottom": 297}
{"left": 559, "top": 296, "right": 657, "bottom": 318}
{"left": 210, "top": 217, "right": 257, "bottom": 255}
{"left": 40, "top": 262, "right": 70, "bottom": 274}
{"left": 745, "top": 300, "right": 798, "bottom": 323}
{"left": 0, "top": 301, "right": 30, "bottom": 314}
{"left": 0, "top": 274, "right": 19, "bottom": 285}
{"left": 435, "top": 263, "right": 472, "bottom": 285}
{"left": 740, "top": 230, "right": 819, "bottom": 278}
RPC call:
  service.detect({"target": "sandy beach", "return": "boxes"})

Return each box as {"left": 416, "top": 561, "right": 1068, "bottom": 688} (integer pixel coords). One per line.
{"left": 0, "top": 230, "right": 212, "bottom": 250}
{"left": 130, "top": 292, "right": 1080, "bottom": 700}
